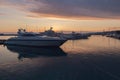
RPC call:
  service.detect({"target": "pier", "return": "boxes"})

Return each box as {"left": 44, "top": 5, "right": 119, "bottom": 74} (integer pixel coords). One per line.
{"left": 0, "top": 34, "right": 17, "bottom": 36}
{"left": 0, "top": 39, "right": 6, "bottom": 44}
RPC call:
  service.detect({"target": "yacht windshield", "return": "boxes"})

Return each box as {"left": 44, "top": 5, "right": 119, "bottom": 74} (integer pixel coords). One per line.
{"left": 20, "top": 33, "right": 37, "bottom": 37}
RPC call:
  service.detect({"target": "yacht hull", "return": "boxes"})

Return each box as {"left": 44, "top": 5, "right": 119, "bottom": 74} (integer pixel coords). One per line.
{"left": 5, "top": 40, "right": 66, "bottom": 47}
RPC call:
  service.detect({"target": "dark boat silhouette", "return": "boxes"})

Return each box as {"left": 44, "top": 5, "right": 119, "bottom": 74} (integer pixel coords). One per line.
{"left": 6, "top": 45, "right": 67, "bottom": 60}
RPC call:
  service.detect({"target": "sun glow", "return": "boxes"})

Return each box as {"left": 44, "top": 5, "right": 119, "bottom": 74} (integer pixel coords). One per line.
{"left": 0, "top": 1, "right": 120, "bottom": 33}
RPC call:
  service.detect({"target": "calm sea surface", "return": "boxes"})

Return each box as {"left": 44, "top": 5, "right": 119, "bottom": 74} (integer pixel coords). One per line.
{"left": 0, "top": 35, "right": 120, "bottom": 80}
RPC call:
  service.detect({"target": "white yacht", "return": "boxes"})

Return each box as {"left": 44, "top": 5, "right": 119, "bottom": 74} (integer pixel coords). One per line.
{"left": 5, "top": 29, "right": 67, "bottom": 47}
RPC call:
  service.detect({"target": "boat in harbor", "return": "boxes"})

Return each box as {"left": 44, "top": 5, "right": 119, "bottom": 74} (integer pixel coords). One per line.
{"left": 4, "top": 29, "right": 67, "bottom": 47}
{"left": 40, "top": 27, "right": 91, "bottom": 40}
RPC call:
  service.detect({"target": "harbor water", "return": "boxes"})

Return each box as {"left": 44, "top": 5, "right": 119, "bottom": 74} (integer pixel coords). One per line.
{"left": 0, "top": 35, "right": 120, "bottom": 80}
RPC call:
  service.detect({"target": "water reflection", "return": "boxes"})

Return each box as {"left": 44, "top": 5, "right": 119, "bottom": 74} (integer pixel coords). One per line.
{"left": 0, "top": 36, "right": 15, "bottom": 39}
{"left": 6, "top": 45, "right": 67, "bottom": 60}
{"left": 1, "top": 36, "right": 120, "bottom": 80}
{"left": 62, "top": 35, "right": 120, "bottom": 55}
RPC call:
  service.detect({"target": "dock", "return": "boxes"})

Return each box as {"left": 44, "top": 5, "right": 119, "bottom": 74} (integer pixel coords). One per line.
{"left": 0, "top": 34, "right": 17, "bottom": 36}
{"left": 0, "top": 39, "right": 6, "bottom": 44}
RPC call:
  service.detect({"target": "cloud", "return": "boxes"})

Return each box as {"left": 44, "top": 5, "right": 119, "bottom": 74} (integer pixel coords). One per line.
{"left": 0, "top": 13, "right": 6, "bottom": 16}
{"left": 0, "top": 0, "right": 120, "bottom": 19}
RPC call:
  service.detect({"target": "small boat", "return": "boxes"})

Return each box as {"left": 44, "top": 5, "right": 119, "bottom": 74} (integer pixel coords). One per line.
{"left": 5, "top": 29, "right": 67, "bottom": 47}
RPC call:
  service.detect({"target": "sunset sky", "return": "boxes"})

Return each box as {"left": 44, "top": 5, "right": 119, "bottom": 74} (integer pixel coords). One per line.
{"left": 0, "top": 0, "right": 120, "bottom": 32}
